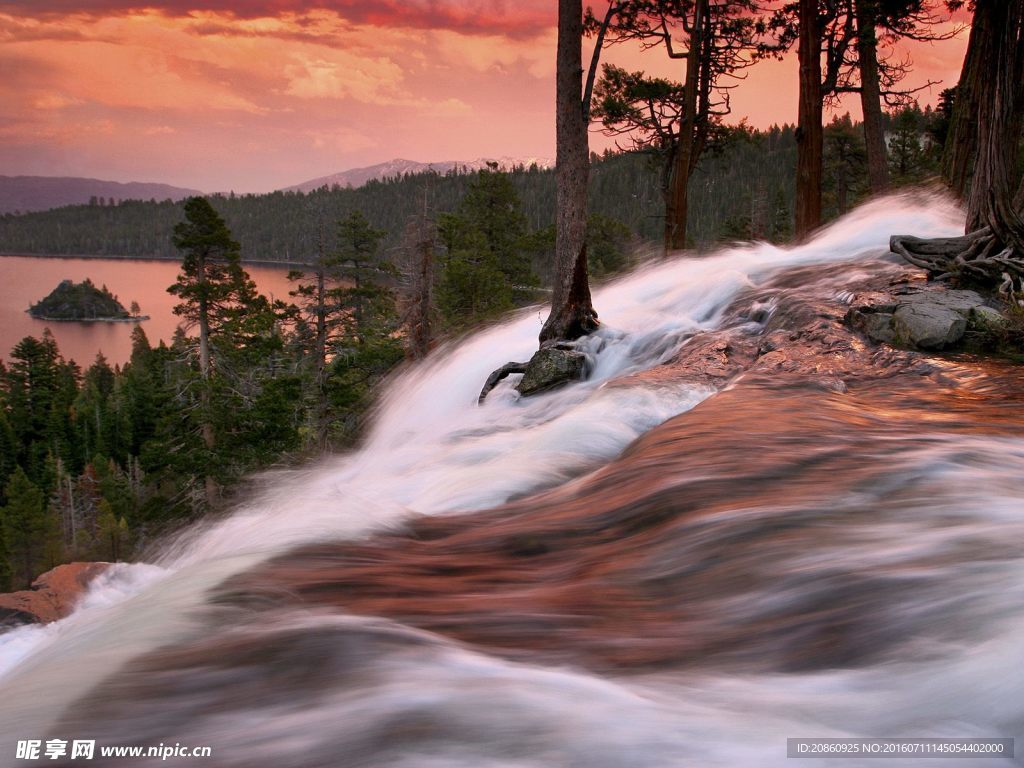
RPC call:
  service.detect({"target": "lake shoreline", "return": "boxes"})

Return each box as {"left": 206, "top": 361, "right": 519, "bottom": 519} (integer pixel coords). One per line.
{"left": 1, "top": 255, "right": 297, "bottom": 366}
{"left": 25, "top": 311, "right": 151, "bottom": 323}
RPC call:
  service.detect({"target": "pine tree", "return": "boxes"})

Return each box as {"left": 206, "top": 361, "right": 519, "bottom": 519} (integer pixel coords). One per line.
{"left": 0, "top": 522, "right": 11, "bottom": 592}
{"left": 396, "top": 210, "right": 440, "bottom": 360}
{"left": 438, "top": 169, "right": 538, "bottom": 327}
{"left": 888, "top": 106, "right": 931, "bottom": 184}
{"left": 0, "top": 410, "right": 17, "bottom": 507}
{"left": 4, "top": 332, "right": 67, "bottom": 481}
{"left": 824, "top": 113, "right": 868, "bottom": 215}
{"left": 332, "top": 210, "right": 392, "bottom": 345}
{"left": 586, "top": 213, "right": 631, "bottom": 276}
{"left": 95, "top": 498, "right": 129, "bottom": 562}
{"left": 1, "top": 467, "right": 48, "bottom": 586}
{"left": 169, "top": 197, "right": 257, "bottom": 504}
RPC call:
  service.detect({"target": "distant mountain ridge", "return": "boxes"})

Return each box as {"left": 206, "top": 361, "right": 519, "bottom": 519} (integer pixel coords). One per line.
{"left": 0, "top": 176, "right": 202, "bottom": 215}
{"left": 284, "top": 157, "right": 554, "bottom": 193}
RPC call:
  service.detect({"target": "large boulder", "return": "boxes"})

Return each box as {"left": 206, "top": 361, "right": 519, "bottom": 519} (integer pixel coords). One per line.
{"left": 0, "top": 562, "right": 110, "bottom": 629}
{"left": 516, "top": 347, "right": 587, "bottom": 397}
{"left": 848, "top": 287, "right": 999, "bottom": 351}
{"left": 892, "top": 301, "right": 967, "bottom": 349}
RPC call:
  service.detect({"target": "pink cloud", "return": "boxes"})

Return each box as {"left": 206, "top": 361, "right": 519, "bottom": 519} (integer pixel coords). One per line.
{"left": 0, "top": 0, "right": 556, "bottom": 37}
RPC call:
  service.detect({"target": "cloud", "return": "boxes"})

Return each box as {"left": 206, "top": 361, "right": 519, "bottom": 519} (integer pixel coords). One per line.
{"left": 282, "top": 52, "right": 407, "bottom": 103}
{"left": 0, "top": 0, "right": 555, "bottom": 37}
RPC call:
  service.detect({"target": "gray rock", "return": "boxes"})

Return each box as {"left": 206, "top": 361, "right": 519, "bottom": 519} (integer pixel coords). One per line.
{"left": 516, "top": 347, "right": 587, "bottom": 397}
{"left": 847, "top": 287, "right": 998, "bottom": 351}
{"left": 970, "top": 305, "right": 1006, "bottom": 330}
{"left": 900, "top": 289, "right": 985, "bottom": 317}
{"left": 845, "top": 307, "right": 897, "bottom": 344}
{"left": 861, "top": 311, "right": 897, "bottom": 344}
{"left": 892, "top": 302, "right": 967, "bottom": 349}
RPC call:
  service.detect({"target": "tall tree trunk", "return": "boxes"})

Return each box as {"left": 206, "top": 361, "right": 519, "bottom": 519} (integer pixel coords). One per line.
{"left": 891, "top": 0, "right": 1024, "bottom": 287}
{"left": 313, "top": 222, "right": 329, "bottom": 450}
{"left": 412, "top": 234, "right": 434, "bottom": 359}
{"left": 665, "top": 0, "right": 707, "bottom": 252}
{"left": 941, "top": 6, "right": 989, "bottom": 198}
{"left": 856, "top": 0, "right": 890, "bottom": 194}
{"left": 796, "top": 0, "right": 823, "bottom": 240}
{"left": 314, "top": 264, "right": 328, "bottom": 449}
{"left": 195, "top": 253, "right": 217, "bottom": 505}
{"left": 540, "top": 0, "right": 598, "bottom": 345}
{"left": 964, "top": 0, "right": 1024, "bottom": 239}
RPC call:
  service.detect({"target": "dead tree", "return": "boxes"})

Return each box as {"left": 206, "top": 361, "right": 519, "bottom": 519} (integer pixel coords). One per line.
{"left": 396, "top": 196, "right": 438, "bottom": 361}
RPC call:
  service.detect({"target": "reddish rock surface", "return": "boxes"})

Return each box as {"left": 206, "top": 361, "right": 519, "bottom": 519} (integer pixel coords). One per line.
{"left": 215, "top": 263, "right": 1024, "bottom": 673}
{"left": 0, "top": 562, "right": 110, "bottom": 628}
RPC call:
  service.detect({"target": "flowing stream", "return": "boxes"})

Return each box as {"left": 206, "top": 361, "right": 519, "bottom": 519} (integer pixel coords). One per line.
{"left": 2, "top": 195, "right": 1022, "bottom": 767}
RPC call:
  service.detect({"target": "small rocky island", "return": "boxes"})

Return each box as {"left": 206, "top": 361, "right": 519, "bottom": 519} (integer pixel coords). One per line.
{"left": 28, "top": 279, "right": 147, "bottom": 322}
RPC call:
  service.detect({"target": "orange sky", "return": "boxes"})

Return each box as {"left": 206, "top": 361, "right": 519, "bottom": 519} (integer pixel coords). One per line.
{"left": 0, "top": 2, "right": 969, "bottom": 193}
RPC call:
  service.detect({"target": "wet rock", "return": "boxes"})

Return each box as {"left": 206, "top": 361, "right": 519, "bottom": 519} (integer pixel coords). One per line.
{"left": 892, "top": 301, "right": 967, "bottom": 349}
{"left": 0, "top": 562, "right": 110, "bottom": 629}
{"left": 516, "top": 347, "right": 587, "bottom": 397}
{"left": 847, "top": 309, "right": 897, "bottom": 345}
{"left": 848, "top": 287, "right": 998, "bottom": 351}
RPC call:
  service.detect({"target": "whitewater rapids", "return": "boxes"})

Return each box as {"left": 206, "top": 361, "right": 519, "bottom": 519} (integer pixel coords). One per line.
{"left": 2, "top": 194, "right": 1022, "bottom": 767}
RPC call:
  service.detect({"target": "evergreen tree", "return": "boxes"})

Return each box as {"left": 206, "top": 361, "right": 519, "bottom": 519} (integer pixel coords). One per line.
{"left": 888, "top": 105, "right": 934, "bottom": 184}
{"left": 586, "top": 213, "right": 632, "bottom": 276}
{"left": 4, "top": 332, "right": 71, "bottom": 482}
{"left": 824, "top": 113, "right": 868, "bottom": 215}
{"left": 0, "top": 410, "right": 17, "bottom": 507}
{"left": 1, "top": 467, "right": 48, "bottom": 586}
{"left": 169, "top": 196, "right": 261, "bottom": 503}
{"left": 438, "top": 168, "right": 538, "bottom": 327}
{"left": 395, "top": 211, "right": 440, "bottom": 360}
{"left": 287, "top": 214, "right": 343, "bottom": 448}
{"left": 95, "top": 498, "right": 129, "bottom": 562}
{"left": 0, "top": 521, "right": 11, "bottom": 592}
{"left": 334, "top": 210, "right": 393, "bottom": 344}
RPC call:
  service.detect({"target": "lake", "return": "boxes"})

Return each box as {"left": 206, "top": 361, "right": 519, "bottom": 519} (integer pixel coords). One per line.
{"left": 0, "top": 255, "right": 297, "bottom": 366}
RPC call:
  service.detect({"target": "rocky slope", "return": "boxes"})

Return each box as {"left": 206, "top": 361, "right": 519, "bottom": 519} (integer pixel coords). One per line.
{"left": 0, "top": 563, "right": 110, "bottom": 628}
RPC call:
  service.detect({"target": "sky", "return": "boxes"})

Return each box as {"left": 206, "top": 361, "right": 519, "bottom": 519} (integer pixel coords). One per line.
{"left": 0, "top": 1, "right": 969, "bottom": 193}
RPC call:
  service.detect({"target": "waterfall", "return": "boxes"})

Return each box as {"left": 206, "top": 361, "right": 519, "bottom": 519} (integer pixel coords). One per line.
{"left": 7, "top": 194, "right": 1020, "bottom": 768}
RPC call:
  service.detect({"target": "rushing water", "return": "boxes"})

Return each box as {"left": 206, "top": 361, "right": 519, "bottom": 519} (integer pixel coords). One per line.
{"left": 2, "top": 194, "right": 1022, "bottom": 767}
{"left": 0, "top": 256, "right": 295, "bottom": 365}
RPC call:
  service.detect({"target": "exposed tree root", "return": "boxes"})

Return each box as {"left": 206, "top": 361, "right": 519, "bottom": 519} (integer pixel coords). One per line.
{"left": 478, "top": 361, "right": 528, "bottom": 404}
{"left": 891, "top": 226, "right": 1024, "bottom": 291}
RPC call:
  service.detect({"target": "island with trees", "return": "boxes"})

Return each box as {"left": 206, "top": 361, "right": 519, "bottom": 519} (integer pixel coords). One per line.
{"left": 27, "top": 279, "right": 146, "bottom": 322}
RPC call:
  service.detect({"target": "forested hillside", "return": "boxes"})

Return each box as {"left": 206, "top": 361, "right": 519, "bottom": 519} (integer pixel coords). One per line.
{"left": 0, "top": 111, "right": 947, "bottom": 265}
{"left": 0, "top": 128, "right": 798, "bottom": 263}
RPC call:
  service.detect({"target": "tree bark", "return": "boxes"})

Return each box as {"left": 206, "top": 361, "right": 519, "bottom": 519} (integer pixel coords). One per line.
{"left": 795, "top": 0, "right": 824, "bottom": 240}
{"left": 665, "top": 0, "right": 707, "bottom": 252}
{"left": 964, "top": 0, "right": 1024, "bottom": 239}
{"left": 941, "top": 6, "right": 988, "bottom": 198}
{"left": 856, "top": 0, "right": 890, "bottom": 194}
{"left": 892, "top": 0, "right": 1024, "bottom": 288}
{"left": 540, "top": 0, "right": 598, "bottom": 345}
{"left": 195, "top": 251, "right": 218, "bottom": 504}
